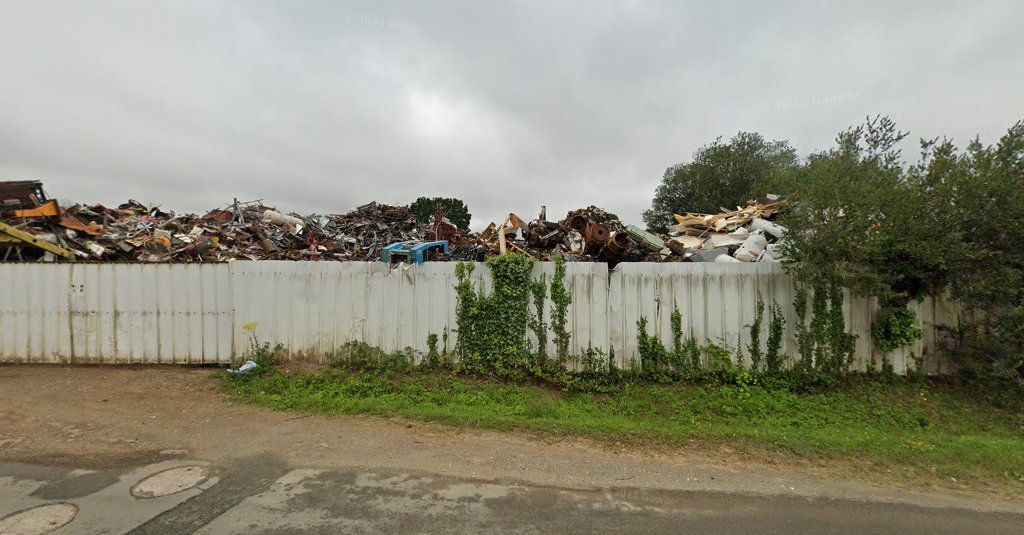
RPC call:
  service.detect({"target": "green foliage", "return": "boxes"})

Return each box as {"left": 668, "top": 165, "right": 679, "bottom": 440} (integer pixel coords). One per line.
{"left": 550, "top": 256, "right": 572, "bottom": 363}
{"left": 825, "top": 283, "right": 857, "bottom": 376}
{"left": 453, "top": 255, "right": 534, "bottom": 378}
{"left": 638, "top": 310, "right": 758, "bottom": 382}
{"left": 426, "top": 333, "right": 440, "bottom": 367}
{"left": 670, "top": 309, "right": 683, "bottom": 358}
{"left": 683, "top": 335, "right": 703, "bottom": 371}
{"left": 793, "top": 286, "right": 813, "bottom": 370}
{"left": 916, "top": 123, "right": 1024, "bottom": 391}
{"left": 528, "top": 273, "right": 548, "bottom": 366}
{"left": 765, "top": 302, "right": 786, "bottom": 374}
{"left": 771, "top": 115, "right": 1024, "bottom": 392}
{"left": 667, "top": 309, "right": 687, "bottom": 373}
{"left": 643, "top": 132, "right": 798, "bottom": 231}
{"left": 243, "top": 327, "right": 285, "bottom": 371}
{"left": 705, "top": 342, "right": 734, "bottom": 372}
{"left": 747, "top": 294, "right": 765, "bottom": 371}
{"left": 792, "top": 282, "right": 857, "bottom": 377}
{"left": 328, "top": 341, "right": 417, "bottom": 377}
{"left": 771, "top": 116, "right": 926, "bottom": 302}
{"left": 453, "top": 261, "right": 478, "bottom": 356}
{"left": 665, "top": 308, "right": 704, "bottom": 376}
{"left": 872, "top": 303, "right": 924, "bottom": 351}
{"left": 579, "top": 344, "right": 609, "bottom": 375}
{"left": 407, "top": 196, "right": 472, "bottom": 230}
{"left": 636, "top": 316, "right": 668, "bottom": 376}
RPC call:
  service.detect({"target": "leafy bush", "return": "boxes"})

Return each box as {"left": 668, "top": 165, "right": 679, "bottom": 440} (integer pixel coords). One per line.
{"left": 636, "top": 316, "right": 668, "bottom": 377}
{"left": 771, "top": 115, "right": 1024, "bottom": 393}
{"left": 872, "top": 304, "right": 923, "bottom": 351}
{"left": 329, "top": 341, "right": 415, "bottom": 376}
{"left": 454, "top": 254, "right": 534, "bottom": 378}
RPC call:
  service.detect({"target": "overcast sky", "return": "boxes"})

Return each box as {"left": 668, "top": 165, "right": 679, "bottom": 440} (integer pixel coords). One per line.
{"left": 1, "top": 1, "right": 1021, "bottom": 229}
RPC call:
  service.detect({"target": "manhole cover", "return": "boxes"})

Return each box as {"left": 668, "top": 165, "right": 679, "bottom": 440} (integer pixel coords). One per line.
{"left": 131, "top": 465, "right": 209, "bottom": 498}
{"left": 0, "top": 502, "right": 78, "bottom": 534}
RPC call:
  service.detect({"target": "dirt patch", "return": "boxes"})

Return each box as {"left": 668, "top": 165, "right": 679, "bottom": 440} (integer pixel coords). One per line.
{"left": 1, "top": 364, "right": 1021, "bottom": 513}
{"left": 276, "top": 357, "right": 333, "bottom": 376}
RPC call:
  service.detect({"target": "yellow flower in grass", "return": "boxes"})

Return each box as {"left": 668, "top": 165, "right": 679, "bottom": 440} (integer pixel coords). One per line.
{"left": 242, "top": 322, "right": 258, "bottom": 332}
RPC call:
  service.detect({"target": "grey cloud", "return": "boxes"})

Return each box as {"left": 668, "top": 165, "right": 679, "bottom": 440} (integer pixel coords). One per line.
{"left": 1, "top": 0, "right": 1021, "bottom": 229}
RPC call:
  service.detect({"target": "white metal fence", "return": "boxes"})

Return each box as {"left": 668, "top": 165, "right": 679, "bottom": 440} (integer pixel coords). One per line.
{"left": 0, "top": 261, "right": 957, "bottom": 373}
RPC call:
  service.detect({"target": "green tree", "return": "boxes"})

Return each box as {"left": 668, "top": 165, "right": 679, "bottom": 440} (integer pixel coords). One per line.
{"left": 408, "top": 197, "right": 472, "bottom": 231}
{"left": 770, "top": 116, "right": 938, "bottom": 305}
{"left": 909, "top": 121, "right": 1024, "bottom": 389}
{"left": 773, "top": 115, "right": 1024, "bottom": 390}
{"left": 643, "top": 132, "right": 797, "bottom": 232}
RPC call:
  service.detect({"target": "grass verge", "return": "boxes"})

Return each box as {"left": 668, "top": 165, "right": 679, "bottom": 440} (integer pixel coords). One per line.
{"left": 222, "top": 368, "right": 1024, "bottom": 495}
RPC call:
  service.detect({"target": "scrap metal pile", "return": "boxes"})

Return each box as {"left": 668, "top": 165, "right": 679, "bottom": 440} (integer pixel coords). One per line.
{"left": 1, "top": 196, "right": 471, "bottom": 263}
{"left": 468, "top": 196, "right": 788, "bottom": 264}
{"left": 1, "top": 180, "right": 787, "bottom": 264}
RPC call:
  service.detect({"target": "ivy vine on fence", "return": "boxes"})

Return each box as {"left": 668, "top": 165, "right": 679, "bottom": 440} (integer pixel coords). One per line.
{"left": 454, "top": 255, "right": 534, "bottom": 377}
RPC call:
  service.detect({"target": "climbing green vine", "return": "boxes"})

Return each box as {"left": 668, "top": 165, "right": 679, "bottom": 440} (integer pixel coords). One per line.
{"left": 550, "top": 255, "right": 572, "bottom": 363}
{"left": 747, "top": 294, "right": 765, "bottom": 371}
{"left": 443, "top": 257, "right": 858, "bottom": 388}
{"left": 765, "top": 301, "right": 786, "bottom": 374}
{"left": 793, "top": 281, "right": 857, "bottom": 379}
{"left": 528, "top": 272, "right": 548, "bottom": 367}
{"left": 454, "top": 254, "right": 534, "bottom": 377}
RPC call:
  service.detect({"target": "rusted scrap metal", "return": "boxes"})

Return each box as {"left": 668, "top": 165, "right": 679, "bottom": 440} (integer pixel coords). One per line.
{"left": 560, "top": 206, "right": 627, "bottom": 257}
{"left": 566, "top": 214, "right": 588, "bottom": 234}
{"left": 478, "top": 205, "right": 647, "bottom": 263}
{"left": 428, "top": 199, "right": 459, "bottom": 243}
{"left": 2, "top": 196, "right": 474, "bottom": 263}
{"left": 584, "top": 223, "right": 610, "bottom": 248}
{"left": 599, "top": 232, "right": 631, "bottom": 261}
{"left": 524, "top": 206, "right": 560, "bottom": 250}
{"left": 0, "top": 178, "right": 788, "bottom": 265}
{"left": 58, "top": 213, "right": 103, "bottom": 236}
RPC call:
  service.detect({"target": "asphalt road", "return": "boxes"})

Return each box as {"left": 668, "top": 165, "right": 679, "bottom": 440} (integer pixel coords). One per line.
{"left": 2, "top": 455, "right": 1022, "bottom": 535}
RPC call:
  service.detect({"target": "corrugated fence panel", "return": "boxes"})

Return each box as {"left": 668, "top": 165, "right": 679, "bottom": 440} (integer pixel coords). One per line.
{"left": 395, "top": 265, "right": 417, "bottom": 352}
{"left": 341, "top": 262, "right": 363, "bottom": 351}
{"left": 587, "top": 263, "right": 610, "bottom": 357}
{"left": 112, "top": 264, "right": 140, "bottom": 364}
{"left": 0, "top": 261, "right": 957, "bottom": 373}
{"left": 2, "top": 265, "right": 27, "bottom": 361}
